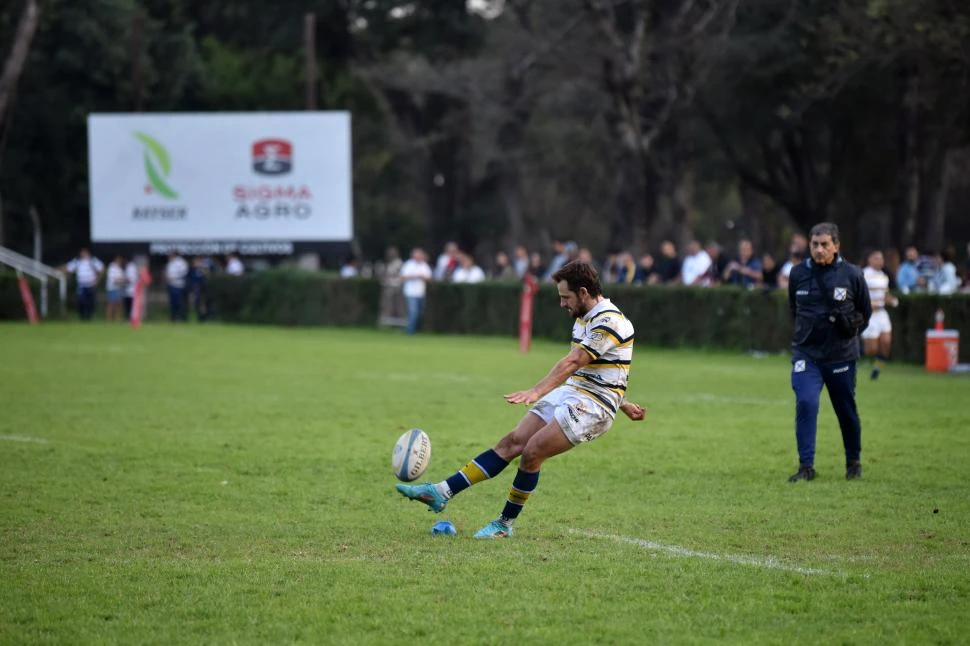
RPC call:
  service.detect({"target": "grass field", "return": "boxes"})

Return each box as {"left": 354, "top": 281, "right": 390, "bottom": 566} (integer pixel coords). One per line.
{"left": 1, "top": 322, "right": 969, "bottom": 645}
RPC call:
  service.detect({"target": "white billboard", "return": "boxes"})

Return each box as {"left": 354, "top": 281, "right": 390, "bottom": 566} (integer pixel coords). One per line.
{"left": 87, "top": 112, "right": 352, "bottom": 245}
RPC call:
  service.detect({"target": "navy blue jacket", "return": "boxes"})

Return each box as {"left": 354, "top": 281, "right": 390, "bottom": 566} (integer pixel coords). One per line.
{"left": 788, "top": 256, "right": 872, "bottom": 364}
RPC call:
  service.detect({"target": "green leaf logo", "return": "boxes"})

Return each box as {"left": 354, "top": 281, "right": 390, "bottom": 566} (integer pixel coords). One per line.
{"left": 134, "top": 132, "right": 178, "bottom": 199}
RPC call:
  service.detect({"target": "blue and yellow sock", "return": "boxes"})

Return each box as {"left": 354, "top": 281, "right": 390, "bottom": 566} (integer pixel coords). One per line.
{"left": 499, "top": 469, "right": 540, "bottom": 526}
{"left": 439, "top": 449, "right": 509, "bottom": 499}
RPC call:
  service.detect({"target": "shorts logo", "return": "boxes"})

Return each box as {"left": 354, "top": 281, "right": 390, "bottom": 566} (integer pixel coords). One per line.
{"left": 833, "top": 287, "right": 847, "bottom": 301}
{"left": 794, "top": 360, "right": 806, "bottom": 373}
{"left": 567, "top": 406, "right": 580, "bottom": 424}
{"left": 832, "top": 366, "right": 850, "bottom": 374}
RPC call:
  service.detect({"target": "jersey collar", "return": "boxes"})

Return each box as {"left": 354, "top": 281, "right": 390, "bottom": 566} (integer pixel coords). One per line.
{"left": 805, "top": 254, "right": 843, "bottom": 268}
{"left": 582, "top": 298, "right": 613, "bottom": 322}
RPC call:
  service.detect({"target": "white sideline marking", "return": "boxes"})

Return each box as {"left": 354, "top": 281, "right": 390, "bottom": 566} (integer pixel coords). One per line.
{"left": 0, "top": 435, "right": 49, "bottom": 444}
{"left": 570, "top": 529, "right": 836, "bottom": 576}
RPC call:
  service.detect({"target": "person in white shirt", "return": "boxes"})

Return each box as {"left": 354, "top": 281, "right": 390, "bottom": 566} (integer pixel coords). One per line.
{"left": 680, "top": 240, "right": 712, "bottom": 286}
{"left": 452, "top": 253, "right": 486, "bottom": 284}
{"left": 105, "top": 256, "right": 127, "bottom": 322}
{"left": 931, "top": 250, "right": 960, "bottom": 295}
{"left": 861, "top": 250, "right": 898, "bottom": 380}
{"left": 434, "top": 241, "right": 460, "bottom": 281}
{"left": 123, "top": 258, "right": 139, "bottom": 321}
{"left": 226, "top": 253, "right": 245, "bottom": 276}
{"left": 400, "top": 248, "right": 433, "bottom": 334}
{"left": 339, "top": 255, "right": 360, "bottom": 278}
{"left": 64, "top": 248, "right": 104, "bottom": 321}
{"left": 165, "top": 252, "right": 190, "bottom": 322}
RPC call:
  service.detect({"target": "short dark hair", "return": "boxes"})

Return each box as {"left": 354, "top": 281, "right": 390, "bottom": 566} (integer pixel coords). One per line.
{"left": 552, "top": 261, "right": 602, "bottom": 297}
{"left": 809, "top": 222, "right": 840, "bottom": 243}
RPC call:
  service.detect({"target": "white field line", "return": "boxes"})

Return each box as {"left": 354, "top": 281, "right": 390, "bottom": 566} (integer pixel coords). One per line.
{"left": 0, "top": 435, "right": 49, "bottom": 444}
{"left": 569, "top": 528, "right": 840, "bottom": 576}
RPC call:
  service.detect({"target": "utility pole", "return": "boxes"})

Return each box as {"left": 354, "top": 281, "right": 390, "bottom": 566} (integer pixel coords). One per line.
{"left": 304, "top": 12, "right": 317, "bottom": 110}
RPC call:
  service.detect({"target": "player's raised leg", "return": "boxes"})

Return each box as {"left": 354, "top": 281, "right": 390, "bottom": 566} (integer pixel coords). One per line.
{"left": 395, "top": 409, "right": 546, "bottom": 512}
{"left": 475, "top": 418, "right": 574, "bottom": 538}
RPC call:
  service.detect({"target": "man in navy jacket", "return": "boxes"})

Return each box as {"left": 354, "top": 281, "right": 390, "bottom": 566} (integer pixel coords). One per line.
{"left": 787, "top": 223, "right": 872, "bottom": 482}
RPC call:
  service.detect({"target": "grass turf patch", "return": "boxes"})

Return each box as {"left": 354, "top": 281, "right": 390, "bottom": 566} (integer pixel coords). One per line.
{"left": 1, "top": 322, "right": 968, "bottom": 644}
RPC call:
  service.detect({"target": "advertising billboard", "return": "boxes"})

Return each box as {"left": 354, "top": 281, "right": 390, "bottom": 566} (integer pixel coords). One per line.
{"left": 87, "top": 112, "right": 351, "bottom": 254}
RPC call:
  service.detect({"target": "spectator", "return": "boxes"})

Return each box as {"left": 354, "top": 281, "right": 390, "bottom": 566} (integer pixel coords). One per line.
{"left": 491, "top": 251, "right": 518, "bottom": 281}
{"left": 777, "top": 251, "right": 804, "bottom": 290}
{"left": 779, "top": 234, "right": 807, "bottom": 285}
{"left": 63, "top": 248, "right": 104, "bottom": 321}
{"left": 528, "top": 251, "right": 544, "bottom": 279}
{"left": 226, "top": 253, "right": 245, "bottom": 276}
{"left": 704, "top": 241, "right": 730, "bottom": 286}
{"left": 187, "top": 257, "right": 210, "bottom": 321}
{"left": 680, "top": 240, "right": 712, "bottom": 286}
{"left": 613, "top": 252, "right": 637, "bottom": 284}
{"left": 339, "top": 255, "right": 360, "bottom": 278}
{"left": 543, "top": 240, "right": 578, "bottom": 281}
{"left": 434, "top": 241, "right": 460, "bottom": 281}
{"left": 400, "top": 248, "right": 433, "bottom": 334}
{"left": 453, "top": 253, "right": 486, "bottom": 284}
{"left": 656, "top": 240, "right": 682, "bottom": 284}
{"left": 634, "top": 253, "right": 658, "bottom": 285}
{"left": 123, "top": 257, "right": 139, "bottom": 320}
{"left": 578, "top": 247, "right": 595, "bottom": 269}
{"left": 513, "top": 245, "right": 530, "bottom": 278}
{"left": 931, "top": 249, "right": 961, "bottom": 294}
{"left": 165, "top": 252, "right": 189, "bottom": 322}
{"left": 762, "top": 252, "right": 780, "bottom": 289}
{"left": 379, "top": 246, "right": 405, "bottom": 325}
{"left": 964, "top": 242, "right": 970, "bottom": 287}
{"left": 105, "top": 255, "right": 126, "bottom": 322}
{"left": 896, "top": 246, "right": 919, "bottom": 293}
{"left": 723, "top": 239, "right": 763, "bottom": 288}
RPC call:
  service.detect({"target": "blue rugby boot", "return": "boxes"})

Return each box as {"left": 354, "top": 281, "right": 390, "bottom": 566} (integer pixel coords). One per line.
{"left": 395, "top": 483, "right": 448, "bottom": 513}
{"left": 474, "top": 519, "right": 514, "bottom": 539}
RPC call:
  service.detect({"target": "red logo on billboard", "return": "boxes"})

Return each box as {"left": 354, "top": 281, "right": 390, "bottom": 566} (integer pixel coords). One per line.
{"left": 252, "top": 139, "right": 293, "bottom": 175}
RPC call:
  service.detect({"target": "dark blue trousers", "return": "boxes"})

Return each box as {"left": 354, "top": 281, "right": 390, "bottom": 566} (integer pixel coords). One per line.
{"left": 77, "top": 286, "right": 96, "bottom": 321}
{"left": 791, "top": 358, "right": 861, "bottom": 467}
{"left": 168, "top": 286, "right": 186, "bottom": 322}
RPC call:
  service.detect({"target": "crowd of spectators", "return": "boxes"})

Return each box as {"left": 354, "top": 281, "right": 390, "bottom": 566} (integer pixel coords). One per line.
{"left": 365, "top": 235, "right": 970, "bottom": 296}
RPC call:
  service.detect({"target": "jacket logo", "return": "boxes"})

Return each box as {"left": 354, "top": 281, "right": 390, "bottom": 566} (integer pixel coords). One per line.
{"left": 833, "top": 287, "right": 847, "bottom": 301}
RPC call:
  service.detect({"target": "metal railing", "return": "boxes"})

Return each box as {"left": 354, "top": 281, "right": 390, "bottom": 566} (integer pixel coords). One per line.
{"left": 0, "top": 245, "right": 67, "bottom": 318}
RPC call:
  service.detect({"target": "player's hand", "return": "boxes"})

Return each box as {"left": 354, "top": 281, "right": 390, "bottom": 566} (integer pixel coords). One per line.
{"left": 620, "top": 401, "right": 647, "bottom": 421}
{"left": 504, "top": 389, "right": 540, "bottom": 406}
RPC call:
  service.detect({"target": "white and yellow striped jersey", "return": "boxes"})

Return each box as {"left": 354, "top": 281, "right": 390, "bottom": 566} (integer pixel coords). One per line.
{"left": 863, "top": 266, "right": 890, "bottom": 309}
{"left": 567, "top": 298, "right": 635, "bottom": 416}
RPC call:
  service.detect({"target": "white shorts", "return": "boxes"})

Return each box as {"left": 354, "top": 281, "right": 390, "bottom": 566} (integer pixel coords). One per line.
{"left": 861, "top": 309, "right": 892, "bottom": 339}
{"left": 529, "top": 387, "right": 615, "bottom": 445}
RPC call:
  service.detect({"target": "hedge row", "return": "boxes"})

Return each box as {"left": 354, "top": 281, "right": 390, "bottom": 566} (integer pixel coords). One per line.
{"left": 4, "top": 270, "right": 968, "bottom": 364}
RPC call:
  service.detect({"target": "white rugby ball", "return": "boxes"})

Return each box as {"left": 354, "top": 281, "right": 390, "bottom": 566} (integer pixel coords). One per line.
{"left": 392, "top": 428, "right": 432, "bottom": 482}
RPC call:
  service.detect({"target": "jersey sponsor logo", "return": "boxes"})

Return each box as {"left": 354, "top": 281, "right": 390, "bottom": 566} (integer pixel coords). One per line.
{"left": 833, "top": 287, "right": 847, "bottom": 301}
{"left": 796, "top": 289, "right": 809, "bottom": 296}
{"left": 794, "top": 360, "right": 806, "bottom": 373}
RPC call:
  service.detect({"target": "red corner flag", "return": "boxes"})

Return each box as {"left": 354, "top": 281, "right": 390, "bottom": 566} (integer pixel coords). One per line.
{"left": 17, "top": 273, "right": 39, "bottom": 324}
{"left": 130, "top": 267, "right": 153, "bottom": 329}
{"left": 518, "top": 274, "right": 539, "bottom": 353}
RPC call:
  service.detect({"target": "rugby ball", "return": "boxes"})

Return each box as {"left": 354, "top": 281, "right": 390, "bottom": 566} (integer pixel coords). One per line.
{"left": 392, "top": 429, "right": 431, "bottom": 482}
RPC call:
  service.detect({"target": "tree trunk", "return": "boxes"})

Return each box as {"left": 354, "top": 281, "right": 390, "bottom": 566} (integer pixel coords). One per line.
{"left": 919, "top": 146, "right": 953, "bottom": 254}
{"left": 891, "top": 67, "right": 921, "bottom": 249}
{"left": 0, "top": 0, "right": 41, "bottom": 126}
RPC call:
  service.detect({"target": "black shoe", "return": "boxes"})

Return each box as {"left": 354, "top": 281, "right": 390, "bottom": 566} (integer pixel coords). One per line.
{"left": 846, "top": 461, "right": 862, "bottom": 480}
{"left": 870, "top": 368, "right": 880, "bottom": 381}
{"left": 788, "top": 466, "right": 816, "bottom": 482}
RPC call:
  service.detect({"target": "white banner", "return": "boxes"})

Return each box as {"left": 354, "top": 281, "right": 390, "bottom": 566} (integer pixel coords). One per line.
{"left": 88, "top": 112, "right": 352, "bottom": 242}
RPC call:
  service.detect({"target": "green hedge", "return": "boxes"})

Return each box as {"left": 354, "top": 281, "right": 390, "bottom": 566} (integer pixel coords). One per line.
{"left": 206, "top": 270, "right": 381, "bottom": 327}
{"left": 7, "top": 269, "right": 968, "bottom": 364}
{"left": 206, "top": 273, "right": 970, "bottom": 364}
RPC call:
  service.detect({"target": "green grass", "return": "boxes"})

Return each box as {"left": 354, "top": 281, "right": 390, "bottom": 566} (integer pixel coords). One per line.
{"left": 1, "top": 322, "right": 968, "bottom": 645}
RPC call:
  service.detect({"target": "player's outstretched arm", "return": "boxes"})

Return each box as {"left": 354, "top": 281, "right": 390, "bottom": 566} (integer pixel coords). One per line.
{"left": 504, "top": 345, "right": 593, "bottom": 406}
{"left": 620, "top": 401, "right": 647, "bottom": 421}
